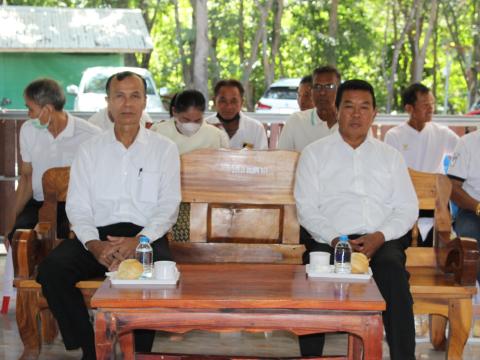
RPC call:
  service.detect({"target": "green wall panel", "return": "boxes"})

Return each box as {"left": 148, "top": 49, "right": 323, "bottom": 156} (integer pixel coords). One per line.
{"left": 0, "top": 53, "right": 123, "bottom": 110}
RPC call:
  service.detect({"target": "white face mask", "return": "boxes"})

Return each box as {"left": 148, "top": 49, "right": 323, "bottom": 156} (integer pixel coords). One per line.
{"left": 175, "top": 119, "right": 201, "bottom": 137}
{"left": 31, "top": 108, "right": 50, "bottom": 130}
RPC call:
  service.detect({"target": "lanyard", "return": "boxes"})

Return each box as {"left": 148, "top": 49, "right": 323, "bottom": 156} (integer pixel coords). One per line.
{"left": 310, "top": 110, "right": 318, "bottom": 126}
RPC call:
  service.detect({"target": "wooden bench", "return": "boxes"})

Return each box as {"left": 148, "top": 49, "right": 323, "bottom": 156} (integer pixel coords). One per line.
{"left": 13, "top": 149, "right": 479, "bottom": 360}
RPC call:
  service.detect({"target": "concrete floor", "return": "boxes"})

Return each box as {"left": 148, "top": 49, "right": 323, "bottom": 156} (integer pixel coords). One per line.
{"left": 1, "top": 254, "right": 480, "bottom": 360}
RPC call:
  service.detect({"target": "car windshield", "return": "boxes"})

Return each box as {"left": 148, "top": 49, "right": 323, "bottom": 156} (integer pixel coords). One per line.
{"left": 83, "top": 73, "right": 156, "bottom": 95}
{"left": 263, "top": 86, "right": 298, "bottom": 100}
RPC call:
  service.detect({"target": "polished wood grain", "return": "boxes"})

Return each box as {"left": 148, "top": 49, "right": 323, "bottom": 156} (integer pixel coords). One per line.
{"left": 92, "top": 264, "right": 385, "bottom": 360}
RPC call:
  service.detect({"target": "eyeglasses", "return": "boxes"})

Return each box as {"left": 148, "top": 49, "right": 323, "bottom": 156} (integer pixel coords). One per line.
{"left": 312, "top": 83, "right": 337, "bottom": 91}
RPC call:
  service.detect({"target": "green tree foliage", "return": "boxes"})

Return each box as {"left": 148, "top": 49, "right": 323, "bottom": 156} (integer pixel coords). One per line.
{"left": 8, "top": 0, "right": 480, "bottom": 112}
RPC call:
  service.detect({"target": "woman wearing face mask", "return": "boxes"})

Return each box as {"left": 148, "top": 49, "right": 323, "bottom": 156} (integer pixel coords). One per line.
{"left": 5, "top": 78, "right": 101, "bottom": 246}
{"left": 151, "top": 89, "right": 229, "bottom": 154}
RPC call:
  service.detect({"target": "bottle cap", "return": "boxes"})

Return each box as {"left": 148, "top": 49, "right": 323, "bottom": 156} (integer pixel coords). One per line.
{"left": 139, "top": 235, "right": 150, "bottom": 244}
{"left": 339, "top": 235, "right": 348, "bottom": 242}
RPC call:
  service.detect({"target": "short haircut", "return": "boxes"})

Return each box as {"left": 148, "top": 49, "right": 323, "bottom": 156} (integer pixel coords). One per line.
{"left": 168, "top": 93, "right": 178, "bottom": 117}
{"left": 299, "top": 75, "right": 313, "bottom": 85}
{"left": 213, "top": 79, "right": 244, "bottom": 98}
{"left": 312, "top": 65, "right": 341, "bottom": 83}
{"left": 173, "top": 89, "right": 206, "bottom": 113}
{"left": 24, "top": 78, "right": 66, "bottom": 111}
{"left": 402, "top": 83, "right": 430, "bottom": 108}
{"left": 105, "top": 71, "right": 147, "bottom": 96}
{"left": 335, "top": 79, "right": 376, "bottom": 109}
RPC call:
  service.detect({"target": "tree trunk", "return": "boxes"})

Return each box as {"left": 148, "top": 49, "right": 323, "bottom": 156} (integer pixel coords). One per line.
{"left": 263, "top": 0, "right": 283, "bottom": 87}
{"left": 241, "top": 0, "right": 273, "bottom": 111}
{"left": 239, "top": 0, "right": 245, "bottom": 66}
{"left": 412, "top": 0, "right": 437, "bottom": 82}
{"left": 326, "top": 0, "right": 339, "bottom": 65}
{"left": 386, "top": 0, "right": 419, "bottom": 113}
{"left": 469, "top": 0, "right": 480, "bottom": 108}
{"left": 193, "top": 0, "right": 209, "bottom": 101}
{"left": 173, "top": 0, "right": 192, "bottom": 87}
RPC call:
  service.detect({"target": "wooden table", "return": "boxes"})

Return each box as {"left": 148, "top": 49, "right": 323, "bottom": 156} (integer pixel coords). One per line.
{"left": 92, "top": 264, "right": 386, "bottom": 360}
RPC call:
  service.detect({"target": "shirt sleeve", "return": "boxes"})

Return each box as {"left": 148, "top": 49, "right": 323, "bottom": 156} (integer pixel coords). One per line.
{"left": 66, "top": 144, "right": 100, "bottom": 247}
{"left": 19, "top": 122, "right": 33, "bottom": 163}
{"left": 444, "top": 128, "right": 459, "bottom": 154}
{"left": 447, "top": 137, "right": 469, "bottom": 181}
{"left": 294, "top": 148, "right": 339, "bottom": 245}
{"left": 376, "top": 151, "right": 419, "bottom": 241}
{"left": 277, "top": 115, "right": 295, "bottom": 151}
{"left": 139, "top": 143, "right": 181, "bottom": 241}
{"left": 383, "top": 129, "right": 398, "bottom": 151}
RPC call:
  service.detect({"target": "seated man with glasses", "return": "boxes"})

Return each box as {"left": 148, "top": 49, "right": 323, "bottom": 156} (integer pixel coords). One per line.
{"left": 278, "top": 65, "right": 340, "bottom": 152}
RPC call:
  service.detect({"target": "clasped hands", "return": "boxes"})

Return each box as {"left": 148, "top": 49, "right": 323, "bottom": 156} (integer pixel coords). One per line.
{"left": 332, "top": 231, "right": 385, "bottom": 259}
{"left": 86, "top": 235, "right": 139, "bottom": 271}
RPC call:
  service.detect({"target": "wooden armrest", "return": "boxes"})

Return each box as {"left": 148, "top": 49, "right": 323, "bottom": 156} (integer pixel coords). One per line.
{"left": 437, "top": 236, "right": 479, "bottom": 286}
{"left": 12, "top": 221, "right": 55, "bottom": 280}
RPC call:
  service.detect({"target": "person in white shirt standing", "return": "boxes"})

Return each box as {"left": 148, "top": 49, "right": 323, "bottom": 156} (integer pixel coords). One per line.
{"left": 6, "top": 78, "right": 100, "bottom": 245}
{"left": 88, "top": 107, "right": 151, "bottom": 130}
{"left": 277, "top": 65, "right": 340, "bottom": 152}
{"left": 205, "top": 79, "right": 268, "bottom": 149}
{"left": 36, "top": 71, "right": 181, "bottom": 360}
{"left": 295, "top": 80, "right": 418, "bottom": 360}
{"left": 385, "top": 83, "right": 459, "bottom": 246}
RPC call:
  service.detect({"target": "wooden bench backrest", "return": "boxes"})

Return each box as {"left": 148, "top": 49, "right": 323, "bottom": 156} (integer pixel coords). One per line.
{"left": 172, "top": 149, "right": 303, "bottom": 264}
{"left": 406, "top": 169, "right": 452, "bottom": 267}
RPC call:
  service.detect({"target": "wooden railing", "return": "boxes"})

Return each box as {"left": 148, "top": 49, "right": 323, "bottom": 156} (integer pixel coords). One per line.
{"left": 0, "top": 111, "right": 479, "bottom": 236}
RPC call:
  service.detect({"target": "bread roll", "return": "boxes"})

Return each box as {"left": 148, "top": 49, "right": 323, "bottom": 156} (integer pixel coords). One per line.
{"left": 117, "top": 259, "right": 143, "bottom": 280}
{"left": 351, "top": 252, "right": 369, "bottom": 274}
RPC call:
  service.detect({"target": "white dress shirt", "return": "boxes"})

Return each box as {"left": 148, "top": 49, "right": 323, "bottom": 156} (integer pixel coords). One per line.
{"left": 384, "top": 121, "right": 458, "bottom": 173}
{"left": 295, "top": 131, "right": 418, "bottom": 245}
{"left": 20, "top": 113, "right": 101, "bottom": 201}
{"left": 205, "top": 112, "right": 268, "bottom": 149}
{"left": 66, "top": 127, "right": 181, "bottom": 245}
{"left": 448, "top": 129, "right": 480, "bottom": 202}
{"left": 151, "top": 119, "right": 230, "bottom": 154}
{"left": 88, "top": 108, "right": 150, "bottom": 130}
{"left": 278, "top": 108, "right": 338, "bottom": 152}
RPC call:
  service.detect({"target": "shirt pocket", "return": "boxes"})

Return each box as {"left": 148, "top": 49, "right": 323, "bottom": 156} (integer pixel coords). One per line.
{"left": 137, "top": 170, "right": 161, "bottom": 203}
{"left": 369, "top": 169, "right": 392, "bottom": 201}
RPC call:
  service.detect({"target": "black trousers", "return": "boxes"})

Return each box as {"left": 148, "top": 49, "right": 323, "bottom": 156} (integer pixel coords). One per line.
{"left": 7, "top": 198, "right": 69, "bottom": 243}
{"left": 36, "top": 222, "right": 172, "bottom": 359}
{"left": 299, "top": 228, "right": 415, "bottom": 360}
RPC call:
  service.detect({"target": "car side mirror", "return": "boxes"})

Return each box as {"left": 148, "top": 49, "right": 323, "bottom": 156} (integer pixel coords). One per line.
{"left": 66, "top": 85, "right": 79, "bottom": 95}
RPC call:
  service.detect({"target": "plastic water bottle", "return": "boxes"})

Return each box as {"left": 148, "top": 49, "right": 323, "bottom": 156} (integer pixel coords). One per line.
{"left": 135, "top": 235, "right": 153, "bottom": 279}
{"left": 334, "top": 235, "right": 351, "bottom": 274}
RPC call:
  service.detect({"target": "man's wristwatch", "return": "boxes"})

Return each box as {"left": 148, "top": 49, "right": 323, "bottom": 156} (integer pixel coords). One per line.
{"left": 476, "top": 202, "right": 480, "bottom": 217}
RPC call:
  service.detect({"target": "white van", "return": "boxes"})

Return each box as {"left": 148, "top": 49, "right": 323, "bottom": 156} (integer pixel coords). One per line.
{"left": 255, "top": 78, "right": 301, "bottom": 114}
{"left": 67, "top": 66, "right": 165, "bottom": 112}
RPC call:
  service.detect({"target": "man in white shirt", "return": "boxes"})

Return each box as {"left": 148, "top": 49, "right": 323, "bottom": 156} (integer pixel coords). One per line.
{"left": 447, "top": 129, "right": 480, "bottom": 284}
{"left": 36, "top": 72, "right": 181, "bottom": 360}
{"left": 385, "top": 83, "right": 459, "bottom": 246}
{"left": 295, "top": 80, "right": 418, "bottom": 360}
{"left": 205, "top": 79, "right": 268, "bottom": 149}
{"left": 277, "top": 65, "right": 340, "bottom": 152}
{"left": 88, "top": 107, "right": 151, "bottom": 130}
{"left": 6, "top": 78, "right": 100, "bottom": 244}
{"left": 297, "top": 75, "right": 314, "bottom": 111}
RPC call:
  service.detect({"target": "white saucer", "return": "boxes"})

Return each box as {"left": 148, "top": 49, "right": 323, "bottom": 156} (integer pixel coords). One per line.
{"left": 106, "top": 270, "right": 180, "bottom": 286}
{"left": 305, "top": 264, "right": 372, "bottom": 281}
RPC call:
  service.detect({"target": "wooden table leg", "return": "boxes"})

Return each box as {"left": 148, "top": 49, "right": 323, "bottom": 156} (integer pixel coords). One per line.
{"left": 429, "top": 314, "right": 447, "bottom": 350}
{"left": 118, "top": 331, "right": 135, "bottom": 360}
{"left": 446, "top": 298, "right": 472, "bottom": 360}
{"left": 95, "top": 311, "right": 115, "bottom": 360}
{"left": 347, "top": 334, "right": 363, "bottom": 360}
{"left": 358, "top": 314, "right": 383, "bottom": 360}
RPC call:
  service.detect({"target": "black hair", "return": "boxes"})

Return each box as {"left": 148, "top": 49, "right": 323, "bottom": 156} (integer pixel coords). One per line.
{"left": 173, "top": 89, "right": 206, "bottom": 113}
{"left": 335, "top": 79, "right": 376, "bottom": 109}
{"left": 169, "top": 93, "right": 178, "bottom": 117}
{"left": 402, "top": 83, "right": 430, "bottom": 108}
{"left": 213, "top": 79, "right": 245, "bottom": 98}
{"left": 105, "top": 71, "right": 147, "bottom": 95}
{"left": 299, "top": 75, "right": 313, "bottom": 85}
{"left": 24, "top": 78, "right": 66, "bottom": 111}
{"left": 312, "top": 65, "right": 341, "bottom": 83}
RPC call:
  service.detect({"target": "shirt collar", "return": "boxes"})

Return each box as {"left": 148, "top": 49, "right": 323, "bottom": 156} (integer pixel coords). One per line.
{"left": 335, "top": 129, "right": 375, "bottom": 149}
{"left": 56, "top": 113, "right": 75, "bottom": 139}
{"left": 106, "top": 125, "right": 147, "bottom": 145}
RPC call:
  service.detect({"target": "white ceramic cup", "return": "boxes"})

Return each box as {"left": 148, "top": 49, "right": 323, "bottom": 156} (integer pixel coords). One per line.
{"left": 309, "top": 252, "right": 331, "bottom": 272}
{"left": 154, "top": 261, "right": 178, "bottom": 280}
